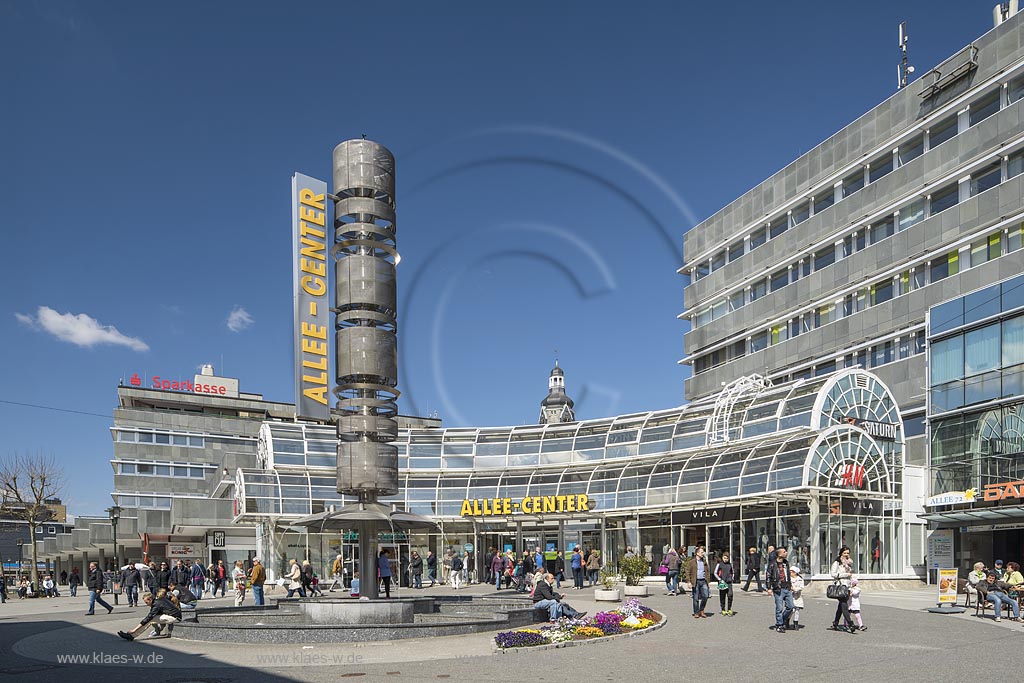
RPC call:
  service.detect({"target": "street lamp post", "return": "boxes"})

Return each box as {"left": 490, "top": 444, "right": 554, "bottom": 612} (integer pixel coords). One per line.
{"left": 107, "top": 506, "right": 122, "bottom": 605}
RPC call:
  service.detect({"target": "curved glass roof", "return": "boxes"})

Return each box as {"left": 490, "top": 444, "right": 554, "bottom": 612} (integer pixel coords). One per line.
{"left": 237, "top": 369, "right": 905, "bottom": 521}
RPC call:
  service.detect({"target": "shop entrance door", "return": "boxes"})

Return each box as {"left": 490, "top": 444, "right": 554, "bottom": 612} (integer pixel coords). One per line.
{"left": 707, "top": 524, "right": 734, "bottom": 565}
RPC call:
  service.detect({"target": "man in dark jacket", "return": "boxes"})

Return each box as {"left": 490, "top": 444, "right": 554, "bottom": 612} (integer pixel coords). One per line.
{"left": 85, "top": 561, "right": 114, "bottom": 615}
{"left": 518, "top": 552, "right": 534, "bottom": 593}
{"left": 743, "top": 546, "right": 763, "bottom": 592}
{"left": 121, "top": 561, "right": 142, "bottom": 607}
{"left": 532, "top": 573, "right": 586, "bottom": 621}
{"left": 167, "top": 582, "right": 198, "bottom": 610}
{"left": 169, "top": 560, "right": 189, "bottom": 587}
{"left": 118, "top": 591, "right": 182, "bottom": 640}
{"left": 766, "top": 547, "right": 794, "bottom": 633}
{"left": 484, "top": 548, "right": 495, "bottom": 586}
{"left": 977, "top": 571, "right": 1020, "bottom": 621}
{"left": 426, "top": 551, "right": 438, "bottom": 587}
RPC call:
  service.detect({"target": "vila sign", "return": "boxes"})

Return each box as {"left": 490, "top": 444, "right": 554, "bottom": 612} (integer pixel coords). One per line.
{"left": 982, "top": 479, "right": 1024, "bottom": 502}
{"left": 292, "top": 173, "right": 331, "bottom": 421}
{"left": 679, "top": 507, "right": 740, "bottom": 523}
{"left": 460, "top": 494, "right": 591, "bottom": 517}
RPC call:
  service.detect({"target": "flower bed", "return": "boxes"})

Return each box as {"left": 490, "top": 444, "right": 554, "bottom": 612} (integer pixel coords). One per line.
{"left": 495, "top": 599, "right": 661, "bottom": 649}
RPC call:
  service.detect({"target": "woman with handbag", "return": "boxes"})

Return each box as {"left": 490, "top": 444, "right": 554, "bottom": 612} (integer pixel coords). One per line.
{"left": 663, "top": 546, "right": 680, "bottom": 595}
{"left": 829, "top": 545, "right": 856, "bottom": 633}
{"left": 232, "top": 560, "right": 247, "bottom": 607}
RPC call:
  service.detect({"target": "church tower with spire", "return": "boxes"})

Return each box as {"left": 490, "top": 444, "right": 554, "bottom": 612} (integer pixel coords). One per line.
{"left": 539, "top": 360, "right": 576, "bottom": 424}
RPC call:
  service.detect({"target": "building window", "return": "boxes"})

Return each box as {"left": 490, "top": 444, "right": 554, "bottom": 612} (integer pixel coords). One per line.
{"left": 870, "top": 217, "right": 895, "bottom": 244}
{"left": 695, "top": 262, "right": 710, "bottom": 280}
{"left": 711, "top": 250, "right": 726, "bottom": 272}
{"left": 928, "top": 115, "right": 958, "bottom": 149}
{"left": 769, "top": 216, "right": 788, "bottom": 239}
{"left": 1009, "top": 149, "right": 1024, "bottom": 179}
{"left": 871, "top": 340, "right": 895, "bottom": 367}
{"left": 970, "top": 161, "right": 1002, "bottom": 196}
{"left": 750, "top": 227, "right": 767, "bottom": 250}
{"left": 930, "top": 184, "right": 960, "bottom": 215}
{"left": 969, "top": 233, "right": 1001, "bottom": 268}
{"left": 814, "top": 304, "right": 835, "bottom": 328}
{"left": 814, "top": 191, "right": 835, "bottom": 215}
{"left": 751, "top": 279, "right": 767, "bottom": 301}
{"left": 870, "top": 279, "right": 894, "bottom": 306}
{"left": 792, "top": 202, "right": 810, "bottom": 226}
{"left": 1009, "top": 224, "right": 1024, "bottom": 253}
{"left": 750, "top": 331, "right": 768, "bottom": 353}
{"left": 931, "top": 335, "right": 964, "bottom": 385}
{"left": 930, "top": 250, "right": 959, "bottom": 283}
{"left": 969, "top": 90, "right": 1001, "bottom": 127}
{"left": 728, "top": 240, "right": 745, "bottom": 262}
{"left": 898, "top": 198, "right": 926, "bottom": 232}
{"left": 965, "top": 324, "right": 1000, "bottom": 376}
{"left": 899, "top": 134, "right": 925, "bottom": 165}
{"left": 843, "top": 170, "right": 865, "bottom": 198}
{"left": 728, "top": 290, "right": 745, "bottom": 312}
{"left": 771, "top": 268, "right": 789, "bottom": 292}
{"left": 869, "top": 154, "right": 894, "bottom": 183}
{"left": 814, "top": 245, "right": 836, "bottom": 271}
{"left": 1010, "top": 74, "right": 1024, "bottom": 105}
{"left": 770, "top": 324, "right": 789, "bottom": 346}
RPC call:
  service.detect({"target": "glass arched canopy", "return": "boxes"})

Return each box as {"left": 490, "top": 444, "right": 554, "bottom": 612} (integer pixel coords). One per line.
{"left": 236, "top": 369, "right": 903, "bottom": 521}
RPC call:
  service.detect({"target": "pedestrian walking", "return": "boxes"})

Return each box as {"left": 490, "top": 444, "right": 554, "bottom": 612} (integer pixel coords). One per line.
{"left": 849, "top": 578, "right": 867, "bottom": 631}
{"left": 170, "top": 559, "right": 189, "bottom": 587}
{"left": 328, "top": 554, "right": 344, "bottom": 592}
{"left": 686, "top": 546, "right": 713, "bottom": 618}
{"left": 378, "top": 549, "right": 393, "bottom": 598}
{"left": 450, "top": 552, "right": 464, "bottom": 590}
{"left": 121, "top": 561, "right": 142, "bottom": 607}
{"left": 215, "top": 560, "right": 228, "bottom": 597}
{"left": 789, "top": 565, "right": 805, "bottom": 629}
{"left": 491, "top": 550, "right": 506, "bottom": 590}
{"left": 742, "top": 546, "right": 763, "bottom": 592}
{"left": 829, "top": 545, "right": 857, "bottom": 633}
{"left": 301, "top": 559, "right": 314, "bottom": 597}
{"left": 117, "top": 590, "right": 181, "bottom": 641}
{"left": 68, "top": 567, "right": 80, "bottom": 597}
{"left": 232, "top": 560, "right": 247, "bottom": 606}
{"left": 155, "top": 561, "right": 171, "bottom": 591}
{"left": 85, "top": 561, "right": 114, "bottom": 615}
{"left": 714, "top": 550, "right": 735, "bottom": 615}
{"left": 484, "top": 547, "right": 495, "bottom": 586}
{"left": 586, "top": 550, "right": 601, "bottom": 586}
{"left": 249, "top": 557, "right": 266, "bottom": 606}
{"left": 426, "top": 550, "right": 437, "bottom": 587}
{"left": 0, "top": 575, "right": 7, "bottom": 603}
{"left": 286, "top": 559, "right": 305, "bottom": 598}
{"left": 554, "top": 551, "right": 565, "bottom": 589}
{"left": 190, "top": 560, "right": 206, "bottom": 601}
{"left": 664, "top": 546, "right": 680, "bottom": 595}
{"left": 571, "top": 547, "right": 584, "bottom": 590}
{"left": 767, "top": 547, "right": 794, "bottom": 633}
{"left": 441, "top": 550, "right": 452, "bottom": 585}
{"left": 410, "top": 551, "right": 423, "bottom": 589}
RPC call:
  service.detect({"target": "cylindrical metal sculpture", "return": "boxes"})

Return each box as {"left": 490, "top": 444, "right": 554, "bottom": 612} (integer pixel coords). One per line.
{"left": 332, "top": 139, "right": 400, "bottom": 598}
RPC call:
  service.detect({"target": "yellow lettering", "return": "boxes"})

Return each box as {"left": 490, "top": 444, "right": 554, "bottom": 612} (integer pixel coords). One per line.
{"left": 542, "top": 496, "right": 555, "bottom": 514}
{"left": 299, "top": 189, "right": 325, "bottom": 211}
{"left": 521, "top": 497, "right": 532, "bottom": 514}
{"left": 482, "top": 498, "right": 491, "bottom": 516}
{"left": 556, "top": 495, "right": 567, "bottom": 512}
{"left": 472, "top": 499, "right": 482, "bottom": 516}
{"left": 302, "top": 386, "right": 328, "bottom": 405}
{"left": 300, "top": 322, "right": 327, "bottom": 339}
{"left": 300, "top": 236, "right": 326, "bottom": 261}
{"left": 302, "top": 356, "right": 327, "bottom": 370}
{"left": 301, "top": 339, "right": 325, "bottom": 356}
{"left": 460, "top": 500, "right": 472, "bottom": 517}
{"left": 301, "top": 276, "right": 325, "bottom": 297}
{"left": 566, "top": 495, "right": 576, "bottom": 512}
{"left": 302, "top": 371, "right": 327, "bottom": 386}
{"left": 300, "top": 204, "right": 326, "bottom": 226}
{"left": 493, "top": 498, "right": 502, "bottom": 515}
{"left": 299, "top": 222, "right": 325, "bottom": 239}
{"left": 501, "top": 498, "right": 511, "bottom": 515}
{"left": 300, "top": 258, "right": 326, "bottom": 277}
{"left": 532, "top": 497, "right": 541, "bottom": 514}
{"left": 577, "top": 494, "right": 590, "bottom": 511}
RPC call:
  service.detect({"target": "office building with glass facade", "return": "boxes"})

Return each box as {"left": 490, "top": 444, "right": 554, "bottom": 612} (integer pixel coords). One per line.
{"left": 923, "top": 273, "right": 1024, "bottom": 571}
{"left": 680, "top": 12, "right": 1024, "bottom": 484}
{"left": 234, "top": 368, "right": 922, "bottom": 583}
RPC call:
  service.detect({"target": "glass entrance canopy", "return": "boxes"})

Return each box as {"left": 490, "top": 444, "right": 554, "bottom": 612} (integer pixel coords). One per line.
{"left": 236, "top": 369, "right": 903, "bottom": 521}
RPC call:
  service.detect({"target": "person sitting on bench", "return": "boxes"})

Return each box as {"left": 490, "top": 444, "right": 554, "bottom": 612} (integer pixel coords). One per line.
{"left": 977, "top": 571, "right": 1020, "bottom": 622}
{"left": 532, "top": 573, "right": 587, "bottom": 622}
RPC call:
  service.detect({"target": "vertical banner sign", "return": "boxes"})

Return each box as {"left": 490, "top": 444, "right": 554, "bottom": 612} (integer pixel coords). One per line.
{"left": 937, "top": 568, "right": 958, "bottom": 604}
{"left": 292, "top": 173, "right": 331, "bottom": 421}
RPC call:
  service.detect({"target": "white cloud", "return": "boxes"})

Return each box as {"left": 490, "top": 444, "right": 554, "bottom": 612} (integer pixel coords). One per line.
{"left": 15, "top": 306, "right": 149, "bottom": 352}
{"left": 227, "top": 306, "right": 254, "bottom": 333}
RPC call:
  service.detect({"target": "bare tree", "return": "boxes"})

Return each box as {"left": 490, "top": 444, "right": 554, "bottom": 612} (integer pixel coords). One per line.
{"left": 0, "top": 454, "right": 64, "bottom": 588}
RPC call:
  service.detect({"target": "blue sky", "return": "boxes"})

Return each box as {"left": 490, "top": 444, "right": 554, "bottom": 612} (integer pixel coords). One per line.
{"left": 0, "top": 1, "right": 991, "bottom": 516}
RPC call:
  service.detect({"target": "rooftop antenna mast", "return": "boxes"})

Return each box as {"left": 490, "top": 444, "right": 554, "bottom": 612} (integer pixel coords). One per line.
{"left": 897, "top": 21, "right": 915, "bottom": 90}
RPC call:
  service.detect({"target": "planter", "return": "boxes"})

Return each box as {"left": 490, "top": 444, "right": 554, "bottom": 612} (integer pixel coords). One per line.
{"left": 594, "top": 588, "right": 621, "bottom": 602}
{"left": 623, "top": 585, "right": 649, "bottom": 597}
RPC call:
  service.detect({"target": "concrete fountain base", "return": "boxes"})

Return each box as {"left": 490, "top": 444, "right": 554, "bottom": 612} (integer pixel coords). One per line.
{"left": 174, "top": 595, "right": 548, "bottom": 644}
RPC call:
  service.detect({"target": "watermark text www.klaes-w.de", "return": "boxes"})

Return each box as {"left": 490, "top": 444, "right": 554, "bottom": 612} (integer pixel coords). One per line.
{"left": 56, "top": 652, "right": 165, "bottom": 665}
{"left": 255, "top": 652, "right": 364, "bottom": 666}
